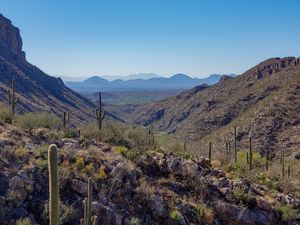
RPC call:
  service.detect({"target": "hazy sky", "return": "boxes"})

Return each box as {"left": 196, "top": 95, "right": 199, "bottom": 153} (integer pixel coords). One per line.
{"left": 1, "top": 0, "right": 300, "bottom": 77}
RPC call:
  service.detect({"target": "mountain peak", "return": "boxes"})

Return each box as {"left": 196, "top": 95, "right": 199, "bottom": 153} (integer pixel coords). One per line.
{"left": 170, "top": 73, "right": 191, "bottom": 79}
{"left": 0, "top": 14, "right": 25, "bottom": 61}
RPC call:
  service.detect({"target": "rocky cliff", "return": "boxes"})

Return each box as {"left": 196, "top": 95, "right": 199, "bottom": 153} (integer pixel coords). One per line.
{"left": 0, "top": 14, "right": 95, "bottom": 122}
{"left": 0, "top": 14, "right": 25, "bottom": 62}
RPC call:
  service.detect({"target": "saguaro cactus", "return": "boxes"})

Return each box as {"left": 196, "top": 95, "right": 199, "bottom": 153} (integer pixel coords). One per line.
{"left": 83, "top": 198, "right": 88, "bottom": 225}
{"left": 63, "top": 111, "right": 70, "bottom": 130}
{"left": 208, "top": 141, "right": 212, "bottom": 165}
{"left": 48, "top": 144, "right": 59, "bottom": 225}
{"left": 81, "top": 178, "right": 98, "bottom": 225}
{"left": 287, "top": 160, "right": 291, "bottom": 178}
{"left": 148, "top": 125, "right": 156, "bottom": 149}
{"left": 265, "top": 150, "right": 269, "bottom": 172}
{"left": 7, "top": 79, "right": 19, "bottom": 121}
{"left": 249, "top": 136, "right": 253, "bottom": 170}
{"left": 96, "top": 92, "right": 105, "bottom": 130}
{"left": 87, "top": 178, "right": 92, "bottom": 225}
{"left": 234, "top": 126, "right": 237, "bottom": 163}
{"left": 281, "top": 149, "right": 285, "bottom": 178}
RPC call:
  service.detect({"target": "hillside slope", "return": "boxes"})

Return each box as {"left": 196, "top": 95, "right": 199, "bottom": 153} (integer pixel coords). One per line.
{"left": 0, "top": 122, "right": 299, "bottom": 225}
{"left": 0, "top": 14, "right": 94, "bottom": 122}
{"left": 133, "top": 57, "right": 300, "bottom": 156}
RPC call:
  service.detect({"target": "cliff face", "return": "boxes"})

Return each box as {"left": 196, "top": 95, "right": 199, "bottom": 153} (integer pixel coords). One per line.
{"left": 0, "top": 14, "right": 25, "bottom": 62}
{"left": 0, "top": 14, "right": 95, "bottom": 122}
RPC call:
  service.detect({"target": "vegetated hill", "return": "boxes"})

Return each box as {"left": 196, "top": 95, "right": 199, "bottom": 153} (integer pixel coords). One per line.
{"left": 0, "top": 121, "right": 299, "bottom": 225}
{"left": 133, "top": 57, "right": 300, "bottom": 157}
{"left": 66, "top": 73, "right": 233, "bottom": 92}
{"left": 0, "top": 14, "right": 95, "bottom": 122}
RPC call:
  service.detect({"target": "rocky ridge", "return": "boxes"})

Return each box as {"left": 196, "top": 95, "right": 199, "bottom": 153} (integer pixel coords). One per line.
{"left": 132, "top": 57, "right": 300, "bottom": 157}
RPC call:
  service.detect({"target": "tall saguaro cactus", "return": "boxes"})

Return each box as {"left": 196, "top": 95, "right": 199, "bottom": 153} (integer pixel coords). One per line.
{"left": 234, "top": 126, "right": 237, "bottom": 163}
{"left": 87, "top": 178, "right": 92, "bottom": 225}
{"left": 287, "top": 160, "right": 291, "bottom": 178}
{"left": 208, "top": 141, "right": 212, "bottom": 165}
{"left": 63, "top": 111, "right": 70, "bottom": 130}
{"left": 96, "top": 92, "right": 105, "bottom": 130}
{"left": 249, "top": 136, "right": 253, "bottom": 170}
{"left": 148, "top": 125, "right": 156, "bottom": 149}
{"left": 81, "top": 178, "right": 98, "bottom": 225}
{"left": 48, "top": 144, "right": 59, "bottom": 225}
{"left": 281, "top": 149, "right": 285, "bottom": 178}
{"left": 265, "top": 150, "right": 269, "bottom": 172}
{"left": 7, "top": 79, "right": 19, "bottom": 121}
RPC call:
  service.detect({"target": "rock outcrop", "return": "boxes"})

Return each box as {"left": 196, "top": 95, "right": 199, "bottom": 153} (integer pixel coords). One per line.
{"left": 0, "top": 14, "right": 95, "bottom": 123}
{"left": 0, "top": 14, "right": 25, "bottom": 62}
{"left": 0, "top": 122, "right": 299, "bottom": 225}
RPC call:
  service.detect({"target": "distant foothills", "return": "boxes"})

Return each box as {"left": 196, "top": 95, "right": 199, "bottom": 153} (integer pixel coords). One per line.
{"left": 64, "top": 73, "right": 237, "bottom": 92}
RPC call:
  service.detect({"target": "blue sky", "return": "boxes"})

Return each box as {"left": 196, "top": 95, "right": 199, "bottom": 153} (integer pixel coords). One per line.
{"left": 0, "top": 0, "right": 300, "bottom": 77}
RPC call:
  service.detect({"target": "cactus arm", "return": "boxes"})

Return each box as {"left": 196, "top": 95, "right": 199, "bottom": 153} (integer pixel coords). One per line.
{"left": 101, "top": 111, "right": 105, "bottom": 120}
{"left": 48, "top": 144, "right": 59, "bottom": 225}
{"left": 83, "top": 198, "right": 88, "bottom": 225}
{"left": 92, "top": 216, "right": 98, "bottom": 225}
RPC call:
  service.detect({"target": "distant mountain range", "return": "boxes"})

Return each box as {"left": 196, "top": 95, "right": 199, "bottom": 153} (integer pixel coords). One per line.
{"left": 66, "top": 73, "right": 236, "bottom": 92}
{"left": 59, "top": 73, "right": 162, "bottom": 82}
{"left": 101, "top": 73, "right": 162, "bottom": 81}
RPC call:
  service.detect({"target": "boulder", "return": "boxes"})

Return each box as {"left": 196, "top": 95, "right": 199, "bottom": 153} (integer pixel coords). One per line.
{"left": 71, "top": 179, "right": 88, "bottom": 195}
{"left": 92, "top": 202, "right": 122, "bottom": 225}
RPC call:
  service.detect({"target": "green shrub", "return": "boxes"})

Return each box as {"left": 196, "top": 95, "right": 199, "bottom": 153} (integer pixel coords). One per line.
{"left": 125, "top": 149, "right": 140, "bottom": 161}
{"left": 255, "top": 172, "right": 281, "bottom": 190}
{"left": 233, "top": 188, "right": 256, "bottom": 207}
{"left": 169, "top": 210, "right": 182, "bottom": 222}
{"left": 63, "top": 129, "right": 78, "bottom": 138}
{"left": 80, "top": 123, "right": 102, "bottom": 140}
{"left": 36, "top": 145, "right": 48, "bottom": 158}
{"left": 36, "top": 158, "right": 48, "bottom": 171}
{"left": 104, "top": 122, "right": 130, "bottom": 146}
{"left": 127, "top": 128, "right": 149, "bottom": 147}
{"left": 0, "top": 103, "right": 10, "bottom": 122}
{"left": 75, "top": 156, "right": 85, "bottom": 168}
{"left": 116, "top": 146, "right": 127, "bottom": 155}
{"left": 16, "top": 218, "right": 33, "bottom": 225}
{"left": 275, "top": 203, "right": 299, "bottom": 222}
{"left": 16, "top": 112, "right": 59, "bottom": 129}
{"left": 129, "top": 217, "right": 140, "bottom": 225}
{"left": 186, "top": 203, "right": 214, "bottom": 224}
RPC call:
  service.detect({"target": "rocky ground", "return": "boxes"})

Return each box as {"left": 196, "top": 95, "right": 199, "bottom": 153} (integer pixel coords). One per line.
{"left": 0, "top": 121, "right": 299, "bottom": 225}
